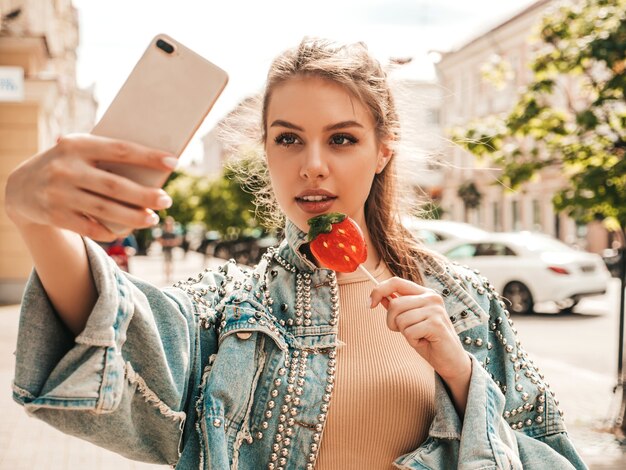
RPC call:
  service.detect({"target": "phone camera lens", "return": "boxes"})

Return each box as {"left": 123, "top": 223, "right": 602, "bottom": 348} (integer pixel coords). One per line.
{"left": 156, "top": 39, "right": 174, "bottom": 54}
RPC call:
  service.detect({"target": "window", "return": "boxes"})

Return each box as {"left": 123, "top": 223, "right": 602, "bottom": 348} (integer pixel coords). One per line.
{"left": 512, "top": 200, "right": 521, "bottom": 231}
{"left": 493, "top": 201, "right": 502, "bottom": 231}
{"left": 475, "top": 243, "right": 516, "bottom": 257}
{"left": 426, "top": 108, "right": 440, "bottom": 125}
{"left": 446, "top": 244, "right": 477, "bottom": 259}
{"left": 532, "top": 199, "right": 542, "bottom": 230}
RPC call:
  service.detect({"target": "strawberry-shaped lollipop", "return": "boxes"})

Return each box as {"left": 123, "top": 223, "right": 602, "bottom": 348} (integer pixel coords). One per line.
{"left": 307, "top": 212, "right": 367, "bottom": 273}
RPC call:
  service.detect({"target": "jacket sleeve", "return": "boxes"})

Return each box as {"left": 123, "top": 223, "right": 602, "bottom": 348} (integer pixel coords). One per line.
{"left": 457, "top": 268, "right": 588, "bottom": 469}
{"left": 11, "top": 237, "right": 223, "bottom": 465}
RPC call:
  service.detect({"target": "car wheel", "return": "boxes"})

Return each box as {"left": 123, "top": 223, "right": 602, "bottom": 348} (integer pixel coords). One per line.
{"left": 503, "top": 281, "right": 534, "bottom": 315}
{"left": 557, "top": 299, "right": 579, "bottom": 314}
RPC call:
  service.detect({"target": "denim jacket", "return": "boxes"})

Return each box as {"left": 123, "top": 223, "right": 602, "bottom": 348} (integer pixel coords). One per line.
{"left": 12, "top": 221, "right": 587, "bottom": 469}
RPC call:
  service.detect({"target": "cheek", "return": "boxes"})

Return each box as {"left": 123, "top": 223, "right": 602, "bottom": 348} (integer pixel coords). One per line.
{"left": 266, "top": 158, "right": 292, "bottom": 205}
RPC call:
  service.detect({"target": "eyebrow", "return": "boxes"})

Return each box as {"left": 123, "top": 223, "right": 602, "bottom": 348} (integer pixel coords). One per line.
{"left": 269, "top": 119, "right": 364, "bottom": 132}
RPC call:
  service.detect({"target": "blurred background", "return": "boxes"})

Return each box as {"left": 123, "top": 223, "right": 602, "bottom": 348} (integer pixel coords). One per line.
{"left": 0, "top": 0, "right": 625, "bottom": 468}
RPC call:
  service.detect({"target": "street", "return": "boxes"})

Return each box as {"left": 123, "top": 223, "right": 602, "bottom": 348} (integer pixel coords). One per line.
{"left": 0, "top": 249, "right": 625, "bottom": 468}
{"left": 511, "top": 278, "right": 625, "bottom": 467}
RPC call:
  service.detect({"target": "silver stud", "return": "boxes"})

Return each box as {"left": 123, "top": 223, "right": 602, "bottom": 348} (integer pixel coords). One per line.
{"left": 213, "top": 418, "right": 222, "bottom": 427}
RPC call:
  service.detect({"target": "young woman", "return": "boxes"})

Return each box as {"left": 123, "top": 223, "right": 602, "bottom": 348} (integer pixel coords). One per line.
{"left": 5, "top": 38, "right": 586, "bottom": 469}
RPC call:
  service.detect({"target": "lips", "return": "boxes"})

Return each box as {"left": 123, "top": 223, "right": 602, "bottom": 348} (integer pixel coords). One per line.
{"left": 295, "top": 189, "right": 337, "bottom": 214}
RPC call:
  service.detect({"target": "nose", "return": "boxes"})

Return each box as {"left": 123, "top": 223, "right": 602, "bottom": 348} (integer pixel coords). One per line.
{"left": 300, "top": 142, "right": 329, "bottom": 180}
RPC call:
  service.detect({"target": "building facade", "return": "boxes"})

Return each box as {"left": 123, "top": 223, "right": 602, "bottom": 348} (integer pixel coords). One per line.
{"left": 389, "top": 59, "right": 445, "bottom": 204}
{"left": 0, "top": 0, "right": 97, "bottom": 303}
{"left": 434, "top": 0, "right": 607, "bottom": 252}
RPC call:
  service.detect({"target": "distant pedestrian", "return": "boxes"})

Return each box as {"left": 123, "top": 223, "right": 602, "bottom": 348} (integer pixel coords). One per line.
{"left": 156, "top": 216, "right": 182, "bottom": 282}
{"left": 100, "top": 233, "right": 138, "bottom": 273}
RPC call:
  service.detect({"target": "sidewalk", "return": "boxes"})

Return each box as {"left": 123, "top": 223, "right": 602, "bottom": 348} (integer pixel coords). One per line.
{"left": 0, "top": 249, "right": 214, "bottom": 470}
{"left": 1, "top": 249, "right": 626, "bottom": 468}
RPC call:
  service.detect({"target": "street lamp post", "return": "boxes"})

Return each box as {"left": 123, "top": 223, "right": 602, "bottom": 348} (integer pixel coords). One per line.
{"left": 616, "top": 247, "right": 626, "bottom": 437}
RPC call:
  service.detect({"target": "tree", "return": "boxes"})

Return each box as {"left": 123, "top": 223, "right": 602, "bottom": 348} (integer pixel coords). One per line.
{"left": 457, "top": 181, "right": 482, "bottom": 210}
{"left": 456, "top": 0, "right": 625, "bottom": 234}
{"left": 161, "top": 169, "right": 259, "bottom": 235}
{"left": 454, "top": 0, "right": 625, "bottom": 435}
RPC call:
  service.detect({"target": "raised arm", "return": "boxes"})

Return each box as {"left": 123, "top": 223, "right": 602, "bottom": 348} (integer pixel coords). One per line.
{"left": 4, "top": 134, "right": 176, "bottom": 335}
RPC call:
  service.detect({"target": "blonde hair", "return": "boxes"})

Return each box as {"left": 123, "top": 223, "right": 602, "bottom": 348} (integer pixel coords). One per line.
{"left": 222, "top": 37, "right": 447, "bottom": 283}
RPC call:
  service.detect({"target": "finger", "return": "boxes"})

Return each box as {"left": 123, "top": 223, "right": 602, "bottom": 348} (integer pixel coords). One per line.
{"left": 402, "top": 322, "right": 431, "bottom": 349}
{"left": 49, "top": 208, "right": 120, "bottom": 242}
{"left": 385, "top": 297, "right": 431, "bottom": 332}
{"left": 370, "top": 277, "right": 432, "bottom": 308}
{"left": 77, "top": 164, "right": 173, "bottom": 210}
{"left": 387, "top": 307, "right": 443, "bottom": 333}
{"left": 57, "top": 134, "right": 178, "bottom": 171}
{"left": 67, "top": 188, "right": 160, "bottom": 230}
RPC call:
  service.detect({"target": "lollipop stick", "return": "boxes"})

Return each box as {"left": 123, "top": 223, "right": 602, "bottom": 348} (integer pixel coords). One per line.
{"left": 358, "top": 264, "right": 398, "bottom": 301}
{"left": 358, "top": 264, "right": 380, "bottom": 285}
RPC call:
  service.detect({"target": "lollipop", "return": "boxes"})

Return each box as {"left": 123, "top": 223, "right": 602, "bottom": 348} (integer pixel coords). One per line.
{"left": 307, "top": 212, "right": 382, "bottom": 286}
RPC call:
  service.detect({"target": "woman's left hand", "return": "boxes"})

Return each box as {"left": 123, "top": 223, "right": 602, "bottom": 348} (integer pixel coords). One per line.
{"left": 370, "top": 277, "right": 471, "bottom": 385}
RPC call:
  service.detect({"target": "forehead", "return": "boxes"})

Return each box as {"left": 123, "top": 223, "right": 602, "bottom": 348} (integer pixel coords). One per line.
{"left": 266, "top": 76, "right": 374, "bottom": 128}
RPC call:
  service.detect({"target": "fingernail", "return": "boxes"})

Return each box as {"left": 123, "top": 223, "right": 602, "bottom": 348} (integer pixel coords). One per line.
{"left": 157, "top": 193, "right": 173, "bottom": 208}
{"left": 369, "top": 296, "right": 374, "bottom": 309}
{"left": 146, "top": 211, "right": 160, "bottom": 225}
{"left": 162, "top": 156, "right": 178, "bottom": 169}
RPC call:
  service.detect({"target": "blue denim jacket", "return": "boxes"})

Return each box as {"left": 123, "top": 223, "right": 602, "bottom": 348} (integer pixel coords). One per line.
{"left": 12, "top": 221, "right": 587, "bottom": 469}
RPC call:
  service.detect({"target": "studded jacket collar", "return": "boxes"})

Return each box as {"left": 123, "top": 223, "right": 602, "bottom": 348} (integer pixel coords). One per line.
{"left": 12, "top": 223, "right": 586, "bottom": 469}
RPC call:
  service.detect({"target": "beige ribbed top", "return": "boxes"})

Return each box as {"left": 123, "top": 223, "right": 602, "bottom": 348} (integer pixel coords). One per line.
{"left": 315, "top": 264, "right": 436, "bottom": 470}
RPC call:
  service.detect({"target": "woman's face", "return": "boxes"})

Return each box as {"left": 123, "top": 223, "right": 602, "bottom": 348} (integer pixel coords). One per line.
{"left": 265, "top": 76, "right": 390, "bottom": 235}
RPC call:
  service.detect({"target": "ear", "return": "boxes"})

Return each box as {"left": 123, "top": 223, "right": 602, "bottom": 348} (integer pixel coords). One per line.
{"left": 375, "top": 141, "right": 393, "bottom": 174}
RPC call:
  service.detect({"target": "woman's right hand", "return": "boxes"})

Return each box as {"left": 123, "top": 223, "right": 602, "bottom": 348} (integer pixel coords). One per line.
{"left": 4, "top": 134, "right": 177, "bottom": 242}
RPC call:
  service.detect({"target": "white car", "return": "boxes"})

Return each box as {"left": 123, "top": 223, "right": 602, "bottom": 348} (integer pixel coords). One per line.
{"left": 441, "top": 231, "right": 611, "bottom": 314}
{"left": 402, "top": 217, "right": 490, "bottom": 251}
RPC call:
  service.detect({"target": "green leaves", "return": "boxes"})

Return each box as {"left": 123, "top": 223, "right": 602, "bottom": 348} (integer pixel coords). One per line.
{"left": 455, "top": 0, "right": 626, "bottom": 231}
{"left": 161, "top": 167, "right": 260, "bottom": 237}
{"left": 307, "top": 213, "right": 346, "bottom": 241}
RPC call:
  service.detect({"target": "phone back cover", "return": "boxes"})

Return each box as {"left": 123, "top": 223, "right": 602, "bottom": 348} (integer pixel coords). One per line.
{"left": 92, "top": 34, "right": 228, "bottom": 187}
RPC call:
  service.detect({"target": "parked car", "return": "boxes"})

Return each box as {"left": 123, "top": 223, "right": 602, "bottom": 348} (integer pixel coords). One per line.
{"left": 441, "top": 231, "right": 611, "bottom": 314}
{"left": 602, "top": 248, "right": 623, "bottom": 278}
{"left": 402, "top": 217, "right": 490, "bottom": 251}
{"left": 209, "top": 231, "right": 280, "bottom": 266}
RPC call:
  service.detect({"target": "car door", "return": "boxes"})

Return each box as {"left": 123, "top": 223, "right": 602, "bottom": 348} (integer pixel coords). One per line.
{"left": 445, "top": 242, "right": 517, "bottom": 291}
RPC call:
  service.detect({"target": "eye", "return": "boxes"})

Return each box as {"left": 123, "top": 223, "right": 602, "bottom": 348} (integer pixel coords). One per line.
{"left": 274, "top": 133, "right": 301, "bottom": 147}
{"left": 330, "top": 133, "right": 358, "bottom": 146}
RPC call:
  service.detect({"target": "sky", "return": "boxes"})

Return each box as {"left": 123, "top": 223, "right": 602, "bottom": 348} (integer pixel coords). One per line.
{"left": 72, "top": 0, "right": 538, "bottom": 166}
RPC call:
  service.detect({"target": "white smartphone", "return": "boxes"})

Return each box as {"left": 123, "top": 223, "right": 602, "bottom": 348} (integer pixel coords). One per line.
{"left": 91, "top": 33, "right": 228, "bottom": 233}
